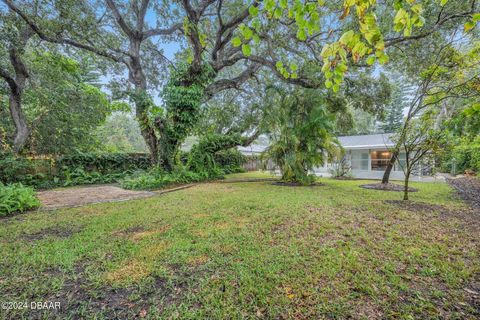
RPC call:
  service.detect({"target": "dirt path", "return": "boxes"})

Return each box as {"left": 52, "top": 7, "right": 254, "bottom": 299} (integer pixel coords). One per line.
{"left": 35, "top": 178, "right": 277, "bottom": 211}
{"left": 37, "top": 185, "right": 156, "bottom": 210}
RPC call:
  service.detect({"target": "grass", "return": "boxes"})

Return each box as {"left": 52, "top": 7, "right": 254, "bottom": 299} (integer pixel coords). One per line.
{"left": 0, "top": 173, "right": 478, "bottom": 319}
{"left": 223, "top": 170, "right": 276, "bottom": 180}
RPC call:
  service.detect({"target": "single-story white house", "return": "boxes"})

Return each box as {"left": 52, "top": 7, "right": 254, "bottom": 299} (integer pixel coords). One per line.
{"left": 238, "top": 133, "right": 435, "bottom": 181}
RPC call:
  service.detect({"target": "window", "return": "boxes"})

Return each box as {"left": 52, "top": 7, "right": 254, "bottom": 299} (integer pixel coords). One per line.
{"left": 371, "top": 151, "right": 392, "bottom": 171}
{"left": 351, "top": 151, "right": 369, "bottom": 170}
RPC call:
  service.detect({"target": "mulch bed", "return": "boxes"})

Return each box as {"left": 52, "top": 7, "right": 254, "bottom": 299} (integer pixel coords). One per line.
{"left": 447, "top": 177, "right": 480, "bottom": 210}
{"left": 360, "top": 183, "right": 418, "bottom": 192}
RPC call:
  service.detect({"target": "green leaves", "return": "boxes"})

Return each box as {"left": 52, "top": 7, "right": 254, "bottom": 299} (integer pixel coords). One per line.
{"left": 0, "top": 183, "right": 40, "bottom": 216}
{"left": 249, "top": 5, "right": 258, "bottom": 17}
{"left": 232, "top": 37, "right": 242, "bottom": 47}
{"left": 393, "top": 4, "right": 425, "bottom": 36}
{"left": 275, "top": 61, "right": 299, "bottom": 79}
{"left": 242, "top": 44, "right": 251, "bottom": 57}
{"left": 232, "top": 24, "right": 258, "bottom": 56}
{"left": 464, "top": 21, "right": 476, "bottom": 32}
{"left": 296, "top": 29, "right": 307, "bottom": 41}
{"left": 464, "top": 13, "right": 479, "bottom": 32}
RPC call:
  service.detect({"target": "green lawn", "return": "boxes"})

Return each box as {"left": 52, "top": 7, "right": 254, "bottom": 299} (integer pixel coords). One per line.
{"left": 0, "top": 174, "right": 478, "bottom": 319}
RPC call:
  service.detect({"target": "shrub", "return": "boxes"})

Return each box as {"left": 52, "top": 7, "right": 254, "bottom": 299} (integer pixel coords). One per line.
{"left": 213, "top": 149, "right": 247, "bottom": 173}
{"left": 57, "top": 153, "right": 151, "bottom": 174}
{"left": 120, "top": 166, "right": 224, "bottom": 190}
{"left": 328, "top": 154, "right": 353, "bottom": 179}
{"left": 442, "top": 136, "right": 480, "bottom": 174}
{"left": 0, "top": 183, "right": 40, "bottom": 217}
{"left": 61, "top": 167, "right": 126, "bottom": 187}
{"left": 0, "top": 153, "right": 53, "bottom": 187}
{"left": 0, "top": 152, "right": 151, "bottom": 189}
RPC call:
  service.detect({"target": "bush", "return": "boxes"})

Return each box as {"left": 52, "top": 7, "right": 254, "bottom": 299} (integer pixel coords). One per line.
{"left": 442, "top": 136, "right": 480, "bottom": 174}
{"left": 213, "top": 149, "right": 247, "bottom": 174}
{"left": 0, "top": 153, "right": 53, "bottom": 187}
{"left": 57, "top": 152, "right": 151, "bottom": 173}
{"left": 0, "top": 152, "right": 151, "bottom": 189}
{"left": 0, "top": 183, "right": 40, "bottom": 217}
{"left": 328, "top": 156, "right": 353, "bottom": 179}
{"left": 61, "top": 167, "right": 126, "bottom": 187}
{"left": 120, "top": 167, "right": 224, "bottom": 190}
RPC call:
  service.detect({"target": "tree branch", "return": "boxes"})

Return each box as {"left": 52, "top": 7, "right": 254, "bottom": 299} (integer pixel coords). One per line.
{"left": 3, "top": 0, "right": 126, "bottom": 63}
{"left": 384, "top": 2, "right": 476, "bottom": 47}
{"left": 105, "top": 0, "right": 135, "bottom": 38}
{"left": 0, "top": 67, "right": 17, "bottom": 91}
{"left": 143, "top": 23, "right": 183, "bottom": 39}
{"left": 205, "top": 63, "right": 261, "bottom": 97}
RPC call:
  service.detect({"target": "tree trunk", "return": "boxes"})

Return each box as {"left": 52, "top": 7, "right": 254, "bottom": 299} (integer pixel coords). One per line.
{"left": 9, "top": 90, "right": 29, "bottom": 153}
{"left": 126, "top": 44, "right": 160, "bottom": 165}
{"left": 403, "top": 170, "right": 410, "bottom": 200}
{"left": 2, "top": 42, "right": 31, "bottom": 154}
{"left": 382, "top": 149, "right": 399, "bottom": 184}
{"left": 157, "top": 133, "right": 177, "bottom": 172}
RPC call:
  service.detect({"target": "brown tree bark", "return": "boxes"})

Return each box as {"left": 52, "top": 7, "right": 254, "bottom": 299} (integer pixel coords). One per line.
{"left": 0, "top": 29, "right": 32, "bottom": 154}
{"left": 403, "top": 169, "right": 411, "bottom": 200}
{"left": 381, "top": 149, "right": 399, "bottom": 184}
{"left": 8, "top": 89, "right": 29, "bottom": 153}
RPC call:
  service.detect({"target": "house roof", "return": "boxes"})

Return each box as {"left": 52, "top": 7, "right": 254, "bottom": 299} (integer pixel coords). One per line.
{"left": 338, "top": 133, "right": 395, "bottom": 149}
{"left": 237, "top": 144, "right": 267, "bottom": 155}
{"left": 237, "top": 133, "right": 395, "bottom": 155}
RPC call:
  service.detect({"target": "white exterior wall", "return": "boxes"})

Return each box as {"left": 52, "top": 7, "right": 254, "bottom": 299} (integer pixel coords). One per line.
{"left": 312, "top": 147, "right": 428, "bottom": 181}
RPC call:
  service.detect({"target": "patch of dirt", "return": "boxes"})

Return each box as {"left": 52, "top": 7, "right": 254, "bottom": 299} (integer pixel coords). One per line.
{"left": 111, "top": 225, "right": 146, "bottom": 237}
{"left": 397, "top": 274, "right": 480, "bottom": 319}
{"left": 384, "top": 200, "right": 446, "bottom": 213}
{"left": 22, "top": 261, "right": 196, "bottom": 319}
{"left": 360, "top": 182, "right": 418, "bottom": 192}
{"left": 37, "top": 185, "right": 155, "bottom": 210}
{"left": 384, "top": 200, "right": 480, "bottom": 233}
{"left": 448, "top": 177, "right": 480, "bottom": 210}
{"left": 19, "top": 225, "right": 84, "bottom": 241}
{"left": 333, "top": 176, "right": 358, "bottom": 180}
{"left": 271, "top": 181, "right": 323, "bottom": 187}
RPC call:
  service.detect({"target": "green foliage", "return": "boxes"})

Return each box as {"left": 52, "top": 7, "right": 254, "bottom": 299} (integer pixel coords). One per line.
{"left": 264, "top": 88, "right": 339, "bottom": 185}
{"left": 120, "top": 133, "right": 246, "bottom": 190}
{"left": 328, "top": 151, "right": 352, "bottom": 179}
{"left": 442, "top": 136, "right": 480, "bottom": 174}
{"left": 214, "top": 149, "right": 247, "bottom": 174}
{"left": 0, "top": 153, "right": 54, "bottom": 188}
{"left": 57, "top": 153, "right": 150, "bottom": 174}
{"left": 156, "top": 62, "right": 216, "bottom": 170}
{"left": 95, "top": 112, "right": 148, "bottom": 153}
{"left": 56, "top": 153, "right": 151, "bottom": 187}
{"left": 163, "top": 62, "right": 215, "bottom": 142}
{"left": 23, "top": 51, "right": 112, "bottom": 154}
{"left": 0, "top": 152, "right": 150, "bottom": 188}
{"left": 0, "top": 183, "right": 40, "bottom": 217}
{"left": 380, "top": 79, "right": 409, "bottom": 133}
{"left": 60, "top": 167, "right": 125, "bottom": 187}
{"left": 187, "top": 134, "right": 243, "bottom": 174}
{"left": 120, "top": 167, "right": 221, "bottom": 191}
